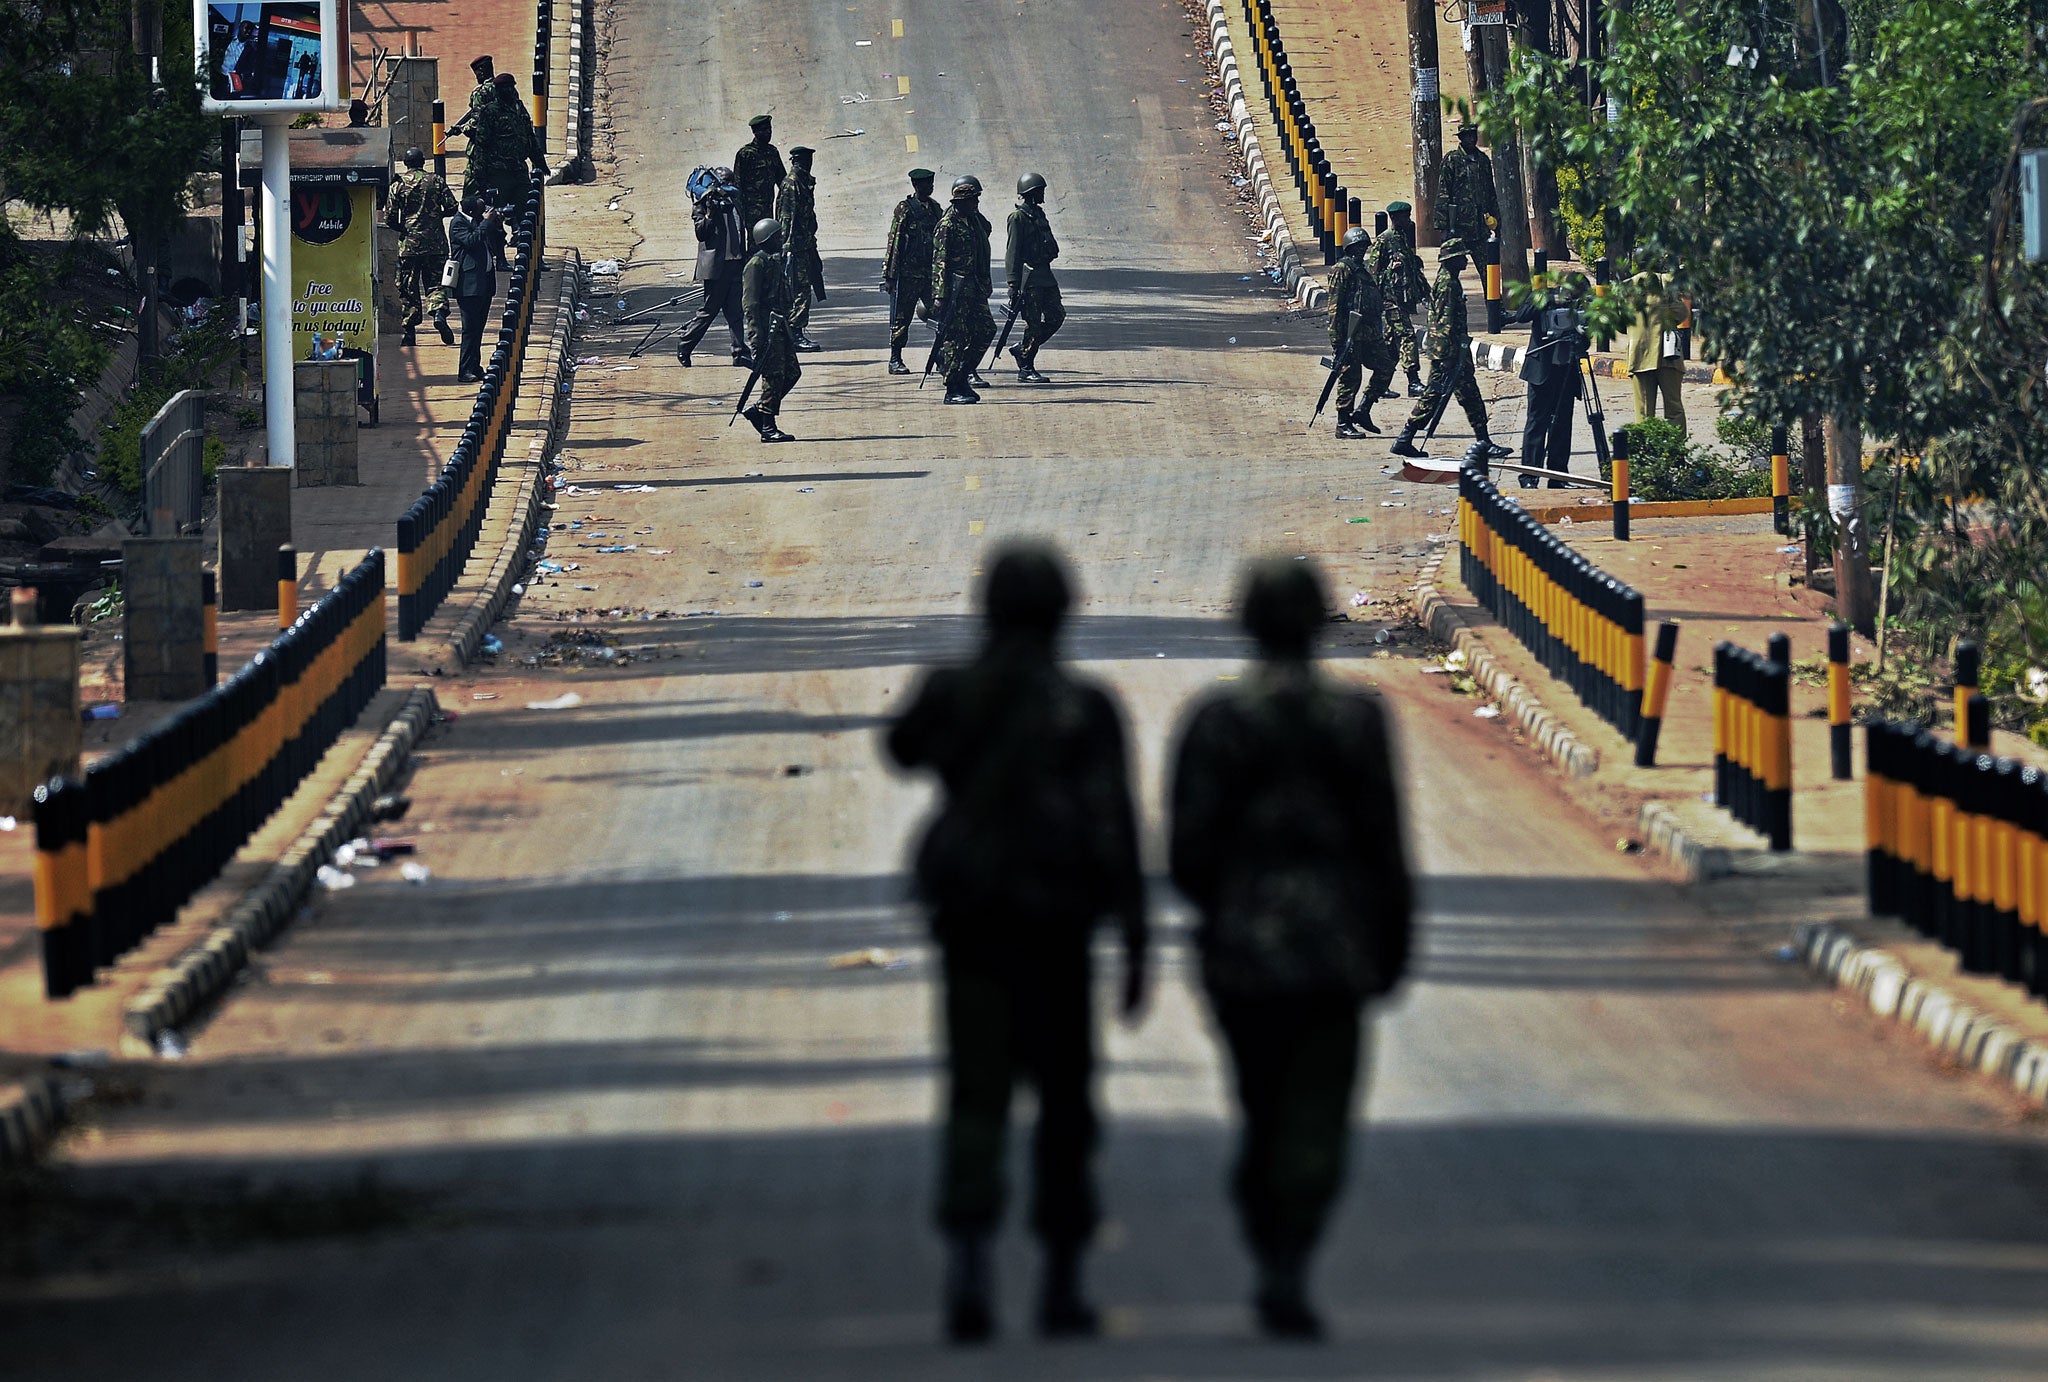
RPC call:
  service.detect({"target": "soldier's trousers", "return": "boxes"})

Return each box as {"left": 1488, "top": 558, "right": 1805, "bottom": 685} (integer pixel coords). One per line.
{"left": 936, "top": 298, "right": 997, "bottom": 382}
{"left": 890, "top": 276, "right": 937, "bottom": 350}
{"left": 395, "top": 253, "right": 449, "bottom": 327}
{"left": 677, "top": 274, "right": 745, "bottom": 359}
{"left": 1211, "top": 992, "right": 1363, "bottom": 1261}
{"left": 1407, "top": 354, "right": 1488, "bottom": 436}
{"left": 1332, "top": 335, "right": 1395, "bottom": 414}
{"left": 465, "top": 162, "right": 533, "bottom": 218}
{"left": 752, "top": 349, "right": 801, "bottom": 417}
{"left": 1014, "top": 277, "right": 1065, "bottom": 362}
{"left": 790, "top": 283, "right": 813, "bottom": 339}
{"left": 937, "top": 941, "right": 1100, "bottom": 1249}
{"left": 1383, "top": 307, "right": 1419, "bottom": 373}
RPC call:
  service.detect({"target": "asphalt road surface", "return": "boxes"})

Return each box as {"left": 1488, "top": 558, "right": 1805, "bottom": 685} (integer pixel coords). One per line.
{"left": 6, "top": 1, "right": 2048, "bottom": 1378}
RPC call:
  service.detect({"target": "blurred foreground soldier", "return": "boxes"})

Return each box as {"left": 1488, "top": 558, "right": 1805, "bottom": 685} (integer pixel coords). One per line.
{"left": 1324, "top": 226, "right": 1394, "bottom": 439}
{"left": 1390, "top": 239, "right": 1506, "bottom": 459}
{"left": 739, "top": 217, "right": 800, "bottom": 442}
{"left": 883, "top": 168, "right": 943, "bottom": 373}
{"left": 1626, "top": 265, "right": 1686, "bottom": 433}
{"left": 447, "top": 196, "right": 503, "bottom": 383}
{"left": 1169, "top": 557, "right": 1413, "bottom": 1340}
{"left": 465, "top": 73, "right": 547, "bottom": 235}
{"left": 932, "top": 176, "right": 996, "bottom": 404}
{"left": 886, "top": 544, "right": 1148, "bottom": 1344}
{"left": 385, "top": 146, "right": 457, "bottom": 348}
{"left": 1433, "top": 121, "right": 1498, "bottom": 258}
{"left": 1004, "top": 172, "right": 1063, "bottom": 382}
{"left": 1367, "top": 202, "right": 1429, "bottom": 398}
{"left": 776, "top": 146, "right": 826, "bottom": 351}
{"left": 676, "top": 168, "right": 750, "bottom": 368}
{"left": 733, "top": 115, "right": 787, "bottom": 231}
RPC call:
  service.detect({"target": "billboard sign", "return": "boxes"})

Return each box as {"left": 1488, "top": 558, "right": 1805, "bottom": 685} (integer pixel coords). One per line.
{"left": 196, "top": 0, "right": 346, "bottom": 115}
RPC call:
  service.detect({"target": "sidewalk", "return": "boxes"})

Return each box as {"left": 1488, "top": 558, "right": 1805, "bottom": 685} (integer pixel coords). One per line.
{"left": 1422, "top": 506, "right": 2048, "bottom": 1083}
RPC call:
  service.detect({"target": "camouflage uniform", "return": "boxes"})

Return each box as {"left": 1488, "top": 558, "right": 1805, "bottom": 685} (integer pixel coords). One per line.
{"left": 1004, "top": 200, "right": 1064, "bottom": 366}
{"left": 741, "top": 243, "right": 800, "bottom": 417}
{"left": 884, "top": 191, "right": 942, "bottom": 350}
{"left": 463, "top": 92, "right": 543, "bottom": 213}
{"left": 1434, "top": 142, "right": 1498, "bottom": 256}
{"left": 887, "top": 625, "right": 1145, "bottom": 1259}
{"left": 1406, "top": 259, "right": 1488, "bottom": 435}
{"left": 1323, "top": 253, "right": 1392, "bottom": 415}
{"left": 775, "top": 168, "right": 825, "bottom": 339}
{"left": 1366, "top": 224, "right": 1428, "bottom": 373}
{"left": 384, "top": 167, "right": 457, "bottom": 327}
{"left": 931, "top": 203, "right": 995, "bottom": 383}
{"left": 733, "top": 139, "right": 787, "bottom": 234}
{"left": 1169, "top": 657, "right": 1412, "bottom": 1287}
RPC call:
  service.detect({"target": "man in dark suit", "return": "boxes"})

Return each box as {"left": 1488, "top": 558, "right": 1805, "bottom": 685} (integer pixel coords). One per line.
{"left": 1512, "top": 279, "right": 1591, "bottom": 488}
{"left": 675, "top": 174, "right": 751, "bottom": 368}
{"left": 447, "top": 195, "right": 504, "bottom": 383}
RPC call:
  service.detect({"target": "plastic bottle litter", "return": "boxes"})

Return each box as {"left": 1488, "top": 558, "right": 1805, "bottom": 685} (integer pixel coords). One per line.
{"left": 371, "top": 793, "right": 411, "bottom": 822}
{"left": 480, "top": 634, "right": 504, "bottom": 655}
{"left": 84, "top": 704, "right": 119, "bottom": 721}
{"left": 399, "top": 862, "right": 433, "bottom": 884}
{"left": 1473, "top": 705, "right": 1502, "bottom": 719}
{"left": 316, "top": 863, "right": 358, "bottom": 890}
{"left": 527, "top": 692, "right": 583, "bottom": 711}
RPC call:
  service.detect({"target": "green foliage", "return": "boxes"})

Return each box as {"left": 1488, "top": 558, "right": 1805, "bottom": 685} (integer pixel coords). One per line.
{"left": 202, "top": 434, "right": 225, "bottom": 480}
{"left": 97, "top": 382, "right": 176, "bottom": 496}
{"left": 1550, "top": 162, "right": 1604, "bottom": 264}
{"left": 1597, "top": 419, "right": 1771, "bottom": 502}
{"left": 0, "top": 235, "right": 109, "bottom": 483}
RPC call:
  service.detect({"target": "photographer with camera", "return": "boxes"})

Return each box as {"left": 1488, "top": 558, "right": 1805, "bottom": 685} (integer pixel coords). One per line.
{"left": 1508, "top": 273, "right": 1593, "bottom": 489}
{"left": 676, "top": 168, "right": 753, "bottom": 369}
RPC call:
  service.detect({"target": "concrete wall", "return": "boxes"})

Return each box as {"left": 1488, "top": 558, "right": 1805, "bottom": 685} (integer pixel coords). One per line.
{"left": 294, "top": 359, "right": 361, "bottom": 488}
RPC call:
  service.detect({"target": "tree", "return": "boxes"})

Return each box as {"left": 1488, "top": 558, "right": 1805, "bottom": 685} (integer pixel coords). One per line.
{"left": 1484, "top": 0, "right": 2046, "bottom": 633}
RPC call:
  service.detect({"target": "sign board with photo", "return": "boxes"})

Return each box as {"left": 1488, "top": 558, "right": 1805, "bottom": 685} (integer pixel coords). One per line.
{"left": 195, "top": 0, "right": 348, "bottom": 116}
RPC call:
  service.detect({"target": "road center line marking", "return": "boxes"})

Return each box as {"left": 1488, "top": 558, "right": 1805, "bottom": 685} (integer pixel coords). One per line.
{"left": 905, "top": 133, "right": 919, "bottom": 153}
{"left": 968, "top": 520, "right": 985, "bottom": 537}
{"left": 897, "top": 75, "right": 911, "bottom": 95}
{"left": 892, "top": 18, "right": 904, "bottom": 36}
{"left": 964, "top": 475, "right": 980, "bottom": 490}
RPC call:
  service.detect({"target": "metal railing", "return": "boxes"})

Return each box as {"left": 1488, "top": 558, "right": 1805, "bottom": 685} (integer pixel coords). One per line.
{"left": 140, "top": 389, "right": 206, "bottom": 536}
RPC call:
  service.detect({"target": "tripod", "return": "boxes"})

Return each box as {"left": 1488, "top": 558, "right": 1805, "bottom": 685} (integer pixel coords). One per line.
{"left": 617, "top": 287, "right": 706, "bottom": 357}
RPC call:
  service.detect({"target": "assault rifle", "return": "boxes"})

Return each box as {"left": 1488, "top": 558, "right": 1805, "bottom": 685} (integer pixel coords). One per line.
{"left": 984, "top": 266, "right": 1033, "bottom": 372}
{"left": 920, "top": 274, "right": 966, "bottom": 388}
{"left": 1308, "top": 308, "right": 1363, "bottom": 432}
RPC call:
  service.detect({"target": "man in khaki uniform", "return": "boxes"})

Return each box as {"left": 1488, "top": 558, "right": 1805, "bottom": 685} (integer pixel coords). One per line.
{"left": 1626, "top": 269, "right": 1686, "bottom": 433}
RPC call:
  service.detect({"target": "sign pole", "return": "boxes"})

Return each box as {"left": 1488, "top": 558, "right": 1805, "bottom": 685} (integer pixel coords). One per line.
{"left": 259, "top": 113, "right": 295, "bottom": 469}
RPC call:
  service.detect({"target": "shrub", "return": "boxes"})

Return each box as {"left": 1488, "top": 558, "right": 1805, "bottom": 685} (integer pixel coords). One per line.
{"left": 1597, "top": 418, "right": 1770, "bottom": 502}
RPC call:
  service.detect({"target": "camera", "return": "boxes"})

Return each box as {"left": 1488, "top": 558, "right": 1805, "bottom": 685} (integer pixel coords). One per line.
{"left": 1541, "top": 305, "right": 1588, "bottom": 339}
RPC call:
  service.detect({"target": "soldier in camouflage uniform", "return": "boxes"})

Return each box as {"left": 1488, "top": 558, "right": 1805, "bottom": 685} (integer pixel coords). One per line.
{"left": 733, "top": 115, "right": 787, "bottom": 234}
{"left": 739, "top": 217, "right": 800, "bottom": 443}
{"left": 883, "top": 168, "right": 942, "bottom": 373}
{"left": 1390, "top": 238, "right": 1508, "bottom": 458}
{"left": 886, "top": 542, "right": 1148, "bottom": 1345}
{"left": 463, "top": 73, "right": 546, "bottom": 231}
{"left": 775, "top": 146, "right": 826, "bottom": 352}
{"left": 932, "top": 176, "right": 996, "bottom": 405}
{"left": 384, "top": 146, "right": 457, "bottom": 347}
{"left": 446, "top": 55, "right": 496, "bottom": 140}
{"left": 1168, "top": 555, "right": 1412, "bottom": 1341}
{"left": 1367, "top": 200, "right": 1430, "bottom": 398}
{"left": 1432, "top": 121, "right": 1499, "bottom": 259}
{"left": 1002, "top": 172, "right": 1063, "bottom": 383}
{"left": 1323, "top": 226, "right": 1394, "bottom": 440}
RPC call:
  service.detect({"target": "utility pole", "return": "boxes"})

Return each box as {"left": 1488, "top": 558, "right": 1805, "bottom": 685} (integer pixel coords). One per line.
{"left": 1408, "top": 0, "right": 1443, "bottom": 246}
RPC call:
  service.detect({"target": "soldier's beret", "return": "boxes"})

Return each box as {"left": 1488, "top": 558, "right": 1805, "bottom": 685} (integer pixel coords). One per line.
{"left": 789, "top": 145, "right": 815, "bottom": 157}
{"left": 1457, "top": 119, "right": 1479, "bottom": 134}
{"left": 749, "top": 114, "right": 772, "bottom": 130}
{"left": 1387, "top": 200, "right": 1412, "bottom": 215}
{"left": 471, "top": 55, "right": 493, "bottom": 72}
{"left": 909, "top": 167, "right": 935, "bottom": 181}
{"left": 493, "top": 72, "right": 517, "bottom": 89}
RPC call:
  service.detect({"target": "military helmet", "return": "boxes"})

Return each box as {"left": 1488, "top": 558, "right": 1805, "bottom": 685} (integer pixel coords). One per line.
{"left": 752, "top": 217, "right": 783, "bottom": 248}
{"left": 402, "top": 146, "right": 425, "bottom": 169}
{"left": 1017, "top": 171, "right": 1046, "bottom": 197}
{"left": 952, "top": 175, "right": 982, "bottom": 199}
{"left": 1341, "top": 226, "right": 1370, "bottom": 251}
{"left": 1439, "top": 236, "right": 1469, "bottom": 258}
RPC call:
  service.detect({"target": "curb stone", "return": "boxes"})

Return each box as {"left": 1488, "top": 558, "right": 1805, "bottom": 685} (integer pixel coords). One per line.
{"left": 1797, "top": 921, "right": 2048, "bottom": 1106}
{"left": 1410, "top": 550, "right": 1600, "bottom": 779}
{"left": 1199, "top": 0, "right": 1324, "bottom": 310}
{"left": 1637, "top": 800, "right": 1737, "bottom": 882}
{"left": 120, "top": 686, "right": 442, "bottom": 1049}
{"left": 0, "top": 1075, "right": 64, "bottom": 1167}
{"left": 543, "top": 0, "right": 592, "bottom": 185}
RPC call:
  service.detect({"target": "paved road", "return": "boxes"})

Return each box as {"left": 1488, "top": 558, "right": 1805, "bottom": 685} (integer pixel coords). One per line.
{"left": 7, "top": 1, "right": 2048, "bottom": 1377}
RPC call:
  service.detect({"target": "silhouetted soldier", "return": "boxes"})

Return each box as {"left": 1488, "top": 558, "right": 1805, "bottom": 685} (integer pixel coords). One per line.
{"left": 1168, "top": 556, "right": 1414, "bottom": 1339}
{"left": 885, "top": 544, "right": 1148, "bottom": 1345}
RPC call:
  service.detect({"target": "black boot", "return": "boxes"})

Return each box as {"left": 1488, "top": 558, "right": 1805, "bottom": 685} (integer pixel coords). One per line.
{"left": 1038, "top": 1243, "right": 1099, "bottom": 1338}
{"left": 1480, "top": 436, "right": 1513, "bottom": 460}
{"left": 1254, "top": 1249, "right": 1322, "bottom": 1341}
{"left": 674, "top": 347, "right": 692, "bottom": 367}
{"left": 945, "top": 1232, "right": 995, "bottom": 1344}
{"left": 794, "top": 333, "right": 823, "bottom": 352}
{"left": 1334, "top": 408, "right": 1365, "bottom": 440}
{"left": 399, "top": 325, "right": 417, "bottom": 347}
{"left": 1011, "top": 346, "right": 1048, "bottom": 383}
{"left": 433, "top": 312, "right": 454, "bottom": 346}
{"left": 944, "top": 371, "right": 979, "bottom": 404}
{"left": 742, "top": 404, "right": 793, "bottom": 442}
{"left": 1389, "top": 424, "right": 1427, "bottom": 458}
{"left": 1405, "top": 368, "right": 1425, "bottom": 398}
{"left": 968, "top": 368, "right": 990, "bottom": 389}
{"left": 888, "top": 348, "right": 909, "bottom": 375}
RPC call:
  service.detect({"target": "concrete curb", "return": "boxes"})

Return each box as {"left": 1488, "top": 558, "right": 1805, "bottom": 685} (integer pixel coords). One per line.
{"left": 120, "top": 686, "right": 442, "bottom": 1048}
{"left": 412, "top": 247, "right": 581, "bottom": 672}
{"left": 543, "top": 0, "right": 591, "bottom": 185}
{"left": 1797, "top": 921, "right": 2048, "bottom": 1106}
{"left": 1411, "top": 550, "right": 1600, "bottom": 779}
{"left": 1200, "top": 0, "right": 1324, "bottom": 311}
{"left": 0, "top": 1075, "right": 65, "bottom": 1167}
{"left": 1637, "top": 800, "right": 1737, "bottom": 882}
{"left": 1467, "top": 337, "right": 1721, "bottom": 387}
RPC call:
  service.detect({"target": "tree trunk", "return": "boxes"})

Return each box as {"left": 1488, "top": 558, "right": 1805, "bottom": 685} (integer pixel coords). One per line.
{"left": 1800, "top": 412, "right": 1825, "bottom": 577}
{"left": 1826, "top": 411, "right": 1876, "bottom": 634}
{"left": 1513, "top": 15, "right": 1564, "bottom": 257}
{"left": 1475, "top": 25, "right": 1531, "bottom": 286}
{"left": 1407, "top": 0, "right": 1443, "bottom": 247}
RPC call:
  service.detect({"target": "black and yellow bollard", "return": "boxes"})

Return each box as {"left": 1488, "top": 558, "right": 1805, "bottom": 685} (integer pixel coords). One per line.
{"left": 1712, "top": 643, "right": 1731, "bottom": 809}
{"left": 1992, "top": 756, "right": 2024, "bottom": 982}
{"left": 1864, "top": 722, "right": 1896, "bottom": 914}
{"left": 277, "top": 544, "right": 298, "bottom": 630}
{"left": 1764, "top": 653, "right": 1794, "bottom": 851}
{"left": 1634, "top": 621, "right": 1679, "bottom": 767}
{"left": 1484, "top": 234, "right": 1503, "bottom": 334}
{"left": 1955, "top": 639, "right": 1984, "bottom": 746}
{"left": 202, "top": 568, "right": 218, "bottom": 685}
{"left": 33, "top": 776, "right": 90, "bottom": 998}
{"left": 1612, "top": 428, "right": 1631, "bottom": 543}
{"left": 1828, "top": 622, "right": 1853, "bottom": 780}
{"left": 431, "top": 98, "right": 448, "bottom": 177}
{"left": 1770, "top": 426, "right": 1792, "bottom": 535}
